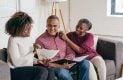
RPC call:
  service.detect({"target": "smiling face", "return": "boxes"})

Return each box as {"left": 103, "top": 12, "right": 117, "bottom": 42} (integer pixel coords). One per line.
{"left": 46, "top": 19, "right": 60, "bottom": 36}
{"left": 75, "top": 19, "right": 92, "bottom": 37}
{"left": 76, "top": 23, "right": 88, "bottom": 37}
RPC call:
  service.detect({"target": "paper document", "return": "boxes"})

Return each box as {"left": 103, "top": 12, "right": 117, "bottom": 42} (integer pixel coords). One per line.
{"left": 73, "top": 55, "right": 88, "bottom": 62}
{"left": 36, "top": 49, "right": 59, "bottom": 60}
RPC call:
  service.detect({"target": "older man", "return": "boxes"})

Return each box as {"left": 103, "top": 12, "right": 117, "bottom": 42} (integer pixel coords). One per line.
{"left": 35, "top": 15, "right": 90, "bottom": 80}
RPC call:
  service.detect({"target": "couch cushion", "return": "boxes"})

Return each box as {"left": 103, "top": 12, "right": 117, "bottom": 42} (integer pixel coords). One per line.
{"left": 0, "top": 60, "right": 10, "bottom": 80}
{"left": 0, "top": 48, "right": 7, "bottom": 62}
{"left": 105, "top": 60, "right": 116, "bottom": 76}
{"left": 96, "top": 39, "right": 116, "bottom": 60}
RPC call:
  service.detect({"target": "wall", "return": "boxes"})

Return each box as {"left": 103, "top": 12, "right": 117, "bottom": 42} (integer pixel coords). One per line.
{"left": 0, "top": 0, "right": 43, "bottom": 48}
{"left": 0, "top": 0, "right": 17, "bottom": 49}
{"left": 0, "top": 0, "right": 69, "bottom": 49}
{"left": 69, "top": 0, "right": 123, "bottom": 38}
{"left": 1, "top": 0, "right": 123, "bottom": 49}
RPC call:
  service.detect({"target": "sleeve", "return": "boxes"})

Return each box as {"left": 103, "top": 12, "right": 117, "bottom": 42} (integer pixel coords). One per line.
{"left": 35, "top": 36, "right": 44, "bottom": 48}
{"left": 35, "top": 36, "right": 42, "bottom": 45}
{"left": 8, "top": 38, "right": 34, "bottom": 67}
{"left": 79, "top": 33, "right": 95, "bottom": 55}
{"left": 65, "top": 43, "right": 75, "bottom": 59}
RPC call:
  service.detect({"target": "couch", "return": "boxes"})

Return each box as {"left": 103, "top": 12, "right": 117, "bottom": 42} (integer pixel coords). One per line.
{"left": 0, "top": 48, "right": 10, "bottom": 80}
{"left": 96, "top": 38, "right": 123, "bottom": 80}
{"left": 0, "top": 37, "right": 123, "bottom": 80}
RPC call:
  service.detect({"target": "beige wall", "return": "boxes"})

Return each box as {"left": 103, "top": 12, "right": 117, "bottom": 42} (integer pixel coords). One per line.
{"left": 0, "top": 0, "right": 42, "bottom": 48}
{"left": 69, "top": 0, "right": 123, "bottom": 37}
{"left": 0, "top": 0, "right": 69, "bottom": 49}
{"left": 0, "top": 0, "right": 17, "bottom": 48}
{"left": 1, "top": 0, "right": 123, "bottom": 49}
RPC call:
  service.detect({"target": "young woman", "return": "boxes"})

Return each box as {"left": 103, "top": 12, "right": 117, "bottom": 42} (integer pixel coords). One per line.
{"left": 61, "top": 18, "right": 106, "bottom": 80}
{"left": 5, "top": 11, "right": 48, "bottom": 80}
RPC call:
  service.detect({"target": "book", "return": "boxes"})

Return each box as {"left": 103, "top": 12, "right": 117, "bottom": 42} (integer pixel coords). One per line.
{"left": 36, "top": 49, "right": 59, "bottom": 60}
{"left": 52, "top": 55, "right": 88, "bottom": 64}
{"left": 52, "top": 59, "right": 76, "bottom": 64}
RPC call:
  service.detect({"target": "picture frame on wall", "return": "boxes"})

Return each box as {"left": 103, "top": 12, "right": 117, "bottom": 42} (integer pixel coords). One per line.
{"left": 107, "top": 0, "right": 123, "bottom": 17}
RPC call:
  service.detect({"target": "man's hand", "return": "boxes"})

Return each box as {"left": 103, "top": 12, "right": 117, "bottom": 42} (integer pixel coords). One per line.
{"left": 38, "top": 59, "right": 51, "bottom": 67}
{"left": 63, "top": 63, "right": 76, "bottom": 69}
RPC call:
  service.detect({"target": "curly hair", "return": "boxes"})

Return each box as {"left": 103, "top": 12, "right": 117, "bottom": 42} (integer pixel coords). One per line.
{"left": 5, "top": 11, "right": 33, "bottom": 37}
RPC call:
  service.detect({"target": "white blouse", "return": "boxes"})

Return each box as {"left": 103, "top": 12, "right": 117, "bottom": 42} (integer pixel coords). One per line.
{"left": 7, "top": 36, "right": 34, "bottom": 68}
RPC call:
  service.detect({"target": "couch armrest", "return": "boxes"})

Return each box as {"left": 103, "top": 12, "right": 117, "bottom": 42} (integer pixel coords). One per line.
{"left": 0, "top": 60, "right": 10, "bottom": 80}
{"left": 96, "top": 38, "right": 123, "bottom": 78}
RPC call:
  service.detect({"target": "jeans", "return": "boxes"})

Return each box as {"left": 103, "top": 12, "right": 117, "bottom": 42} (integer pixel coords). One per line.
{"left": 70, "top": 60, "right": 90, "bottom": 80}
{"left": 10, "top": 66, "right": 48, "bottom": 80}
{"left": 53, "top": 60, "right": 90, "bottom": 80}
{"left": 34, "top": 64, "right": 56, "bottom": 80}
{"left": 54, "top": 68, "right": 73, "bottom": 80}
{"left": 47, "top": 68, "right": 56, "bottom": 80}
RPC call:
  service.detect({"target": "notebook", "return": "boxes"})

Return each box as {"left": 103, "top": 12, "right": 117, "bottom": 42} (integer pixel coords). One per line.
{"left": 52, "top": 55, "right": 88, "bottom": 64}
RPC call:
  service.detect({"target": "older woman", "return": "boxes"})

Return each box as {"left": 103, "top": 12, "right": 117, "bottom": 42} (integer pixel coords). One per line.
{"left": 61, "top": 18, "right": 106, "bottom": 80}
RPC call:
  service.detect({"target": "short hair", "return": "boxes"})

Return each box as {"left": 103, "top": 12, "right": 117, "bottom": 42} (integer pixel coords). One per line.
{"left": 5, "top": 11, "right": 33, "bottom": 37}
{"left": 76, "top": 18, "right": 92, "bottom": 30}
{"left": 47, "top": 15, "right": 59, "bottom": 23}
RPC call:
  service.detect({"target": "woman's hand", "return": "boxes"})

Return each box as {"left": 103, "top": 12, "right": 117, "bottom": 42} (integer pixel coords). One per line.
{"left": 37, "top": 59, "right": 43, "bottom": 64}
{"left": 59, "top": 31, "right": 68, "bottom": 41}
{"left": 38, "top": 59, "right": 51, "bottom": 67}
{"left": 33, "top": 44, "right": 42, "bottom": 53}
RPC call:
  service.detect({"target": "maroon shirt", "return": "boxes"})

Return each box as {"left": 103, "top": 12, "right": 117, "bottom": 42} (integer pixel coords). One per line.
{"left": 67, "top": 32, "right": 99, "bottom": 60}
{"left": 35, "top": 31, "right": 75, "bottom": 61}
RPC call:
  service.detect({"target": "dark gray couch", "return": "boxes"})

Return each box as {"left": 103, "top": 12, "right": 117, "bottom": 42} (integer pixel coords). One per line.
{"left": 96, "top": 38, "right": 123, "bottom": 80}
{"left": 0, "top": 48, "right": 10, "bottom": 80}
{"left": 0, "top": 38, "right": 123, "bottom": 80}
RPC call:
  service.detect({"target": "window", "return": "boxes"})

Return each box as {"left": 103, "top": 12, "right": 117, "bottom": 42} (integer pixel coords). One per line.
{"left": 107, "top": 0, "right": 123, "bottom": 17}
